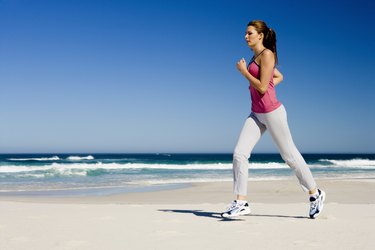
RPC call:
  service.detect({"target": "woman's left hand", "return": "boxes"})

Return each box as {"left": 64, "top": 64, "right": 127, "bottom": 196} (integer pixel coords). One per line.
{"left": 236, "top": 58, "right": 248, "bottom": 74}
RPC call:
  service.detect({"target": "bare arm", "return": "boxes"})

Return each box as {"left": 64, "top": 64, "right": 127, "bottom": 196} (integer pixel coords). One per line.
{"left": 273, "top": 68, "right": 283, "bottom": 86}
{"left": 236, "top": 50, "right": 275, "bottom": 94}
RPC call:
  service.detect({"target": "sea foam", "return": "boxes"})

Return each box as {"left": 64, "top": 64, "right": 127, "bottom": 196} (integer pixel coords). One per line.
{"left": 0, "top": 162, "right": 288, "bottom": 174}
{"left": 67, "top": 155, "right": 95, "bottom": 161}
{"left": 7, "top": 156, "right": 60, "bottom": 161}
{"left": 319, "top": 159, "right": 375, "bottom": 168}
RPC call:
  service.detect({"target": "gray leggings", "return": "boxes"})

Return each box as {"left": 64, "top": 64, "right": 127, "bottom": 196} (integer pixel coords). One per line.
{"left": 233, "top": 105, "right": 317, "bottom": 196}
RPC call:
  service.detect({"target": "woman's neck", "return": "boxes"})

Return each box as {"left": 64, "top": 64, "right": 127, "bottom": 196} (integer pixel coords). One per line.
{"left": 251, "top": 44, "right": 266, "bottom": 57}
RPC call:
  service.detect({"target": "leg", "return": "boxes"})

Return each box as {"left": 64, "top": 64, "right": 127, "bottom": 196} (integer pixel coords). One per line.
{"left": 233, "top": 113, "right": 266, "bottom": 198}
{"left": 261, "top": 106, "right": 317, "bottom": 192}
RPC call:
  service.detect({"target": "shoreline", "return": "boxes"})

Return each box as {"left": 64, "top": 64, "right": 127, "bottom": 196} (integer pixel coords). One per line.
{"left": 1, "top": 177, "right": 374, "bottom": 204}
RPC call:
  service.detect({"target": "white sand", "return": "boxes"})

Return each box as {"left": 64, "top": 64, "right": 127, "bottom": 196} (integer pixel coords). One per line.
{"left": 1, "top": 179, "right": 374, "bottom": 250}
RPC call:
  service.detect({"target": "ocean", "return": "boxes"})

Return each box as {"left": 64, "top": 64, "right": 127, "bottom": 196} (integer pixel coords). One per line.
{"left": 0, "top": 153, "right": 374, "bottom": 196}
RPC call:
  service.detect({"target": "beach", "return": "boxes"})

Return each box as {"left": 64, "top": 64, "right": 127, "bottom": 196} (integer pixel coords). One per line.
{"left": 1, "top": 178, "right": 374, "bottom": 250}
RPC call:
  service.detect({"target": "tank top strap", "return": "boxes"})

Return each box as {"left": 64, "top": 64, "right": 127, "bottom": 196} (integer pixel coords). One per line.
{"left": 250, "top": 48, "right": 266, "bottom": 63}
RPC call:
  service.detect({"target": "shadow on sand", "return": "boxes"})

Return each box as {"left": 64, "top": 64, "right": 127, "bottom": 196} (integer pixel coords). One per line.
{"left": 158, "top": 209, "right": 308, "bottom": 221}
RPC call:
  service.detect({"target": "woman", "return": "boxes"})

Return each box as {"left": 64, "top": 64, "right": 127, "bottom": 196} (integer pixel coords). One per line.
{"left": 221, "top": 20, "right": 325, "bottom": 219}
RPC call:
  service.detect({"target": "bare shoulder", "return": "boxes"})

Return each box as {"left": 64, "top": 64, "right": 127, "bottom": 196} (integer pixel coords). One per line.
{"left": 261, "top": 49, "right": 274, "bottom": 59}
{"left": 260, "top": 49, "right": 275, "bottom": 65}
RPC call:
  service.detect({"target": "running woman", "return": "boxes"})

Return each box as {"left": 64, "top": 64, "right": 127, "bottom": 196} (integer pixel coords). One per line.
{"left": 221, "top": 20, "right": 325, "bottom": 219}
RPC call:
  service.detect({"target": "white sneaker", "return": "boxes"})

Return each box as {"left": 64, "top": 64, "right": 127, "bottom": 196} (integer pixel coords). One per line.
{"left": 309, "top": 189, "right": 326, "bottom": 219}
{"left": 221, "top": 200, "right": 251, "bottom": 218}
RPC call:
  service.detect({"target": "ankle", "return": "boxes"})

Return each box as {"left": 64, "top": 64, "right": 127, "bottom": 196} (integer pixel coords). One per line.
{"left": 236, "top": 199, "right": 247, "bottom": 205}
{"left": 236, "top": 195, "right": 247, "bottom": 201}
{"left": 309, "top": 188, "right": 318, "bottom": 197}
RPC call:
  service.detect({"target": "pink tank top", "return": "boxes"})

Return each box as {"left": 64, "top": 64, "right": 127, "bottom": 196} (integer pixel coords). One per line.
{"left": 248, "top": 61, "right": 281, "bottom": 113}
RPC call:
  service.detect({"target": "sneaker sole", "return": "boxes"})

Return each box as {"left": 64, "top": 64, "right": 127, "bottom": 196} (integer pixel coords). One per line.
{"left": 221, "top": 207, "right": 251, "bottom": 218}
{"left": 310, "top": 190, "right": 326, "bottom": 219}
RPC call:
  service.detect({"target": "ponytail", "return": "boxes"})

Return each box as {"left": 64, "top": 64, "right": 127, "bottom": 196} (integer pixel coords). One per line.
{"left": 264, "top": 28, "right": 278, "bottom": 65}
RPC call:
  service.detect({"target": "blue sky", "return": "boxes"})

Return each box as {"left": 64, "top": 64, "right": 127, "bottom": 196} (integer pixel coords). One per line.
{"left": 0, "top": 0, "right": 374, "bottom": 153}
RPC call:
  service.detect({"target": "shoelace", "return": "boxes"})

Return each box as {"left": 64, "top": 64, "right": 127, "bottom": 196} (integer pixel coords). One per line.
{"left": 310, "top": 197, "right": 319, "bottom": 210}
{"left": 310, "top": 201, "right": 317, "bottom": 209}
{"left": 226, "top": 201, "right": 237, "bottom": 211}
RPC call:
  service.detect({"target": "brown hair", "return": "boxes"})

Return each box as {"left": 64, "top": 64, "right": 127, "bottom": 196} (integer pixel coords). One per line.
{"left": 247, "top": 20, "right": 278, "bottom": 65}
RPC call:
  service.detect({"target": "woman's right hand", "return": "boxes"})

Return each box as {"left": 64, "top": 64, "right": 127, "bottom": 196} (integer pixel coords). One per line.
{"left": 236, "top": 58, "right": 248, "bottom": 75}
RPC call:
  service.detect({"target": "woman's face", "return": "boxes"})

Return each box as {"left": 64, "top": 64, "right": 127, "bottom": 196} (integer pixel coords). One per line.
{"left": 245, "top": 25, "right": 261, "bottom": 48}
